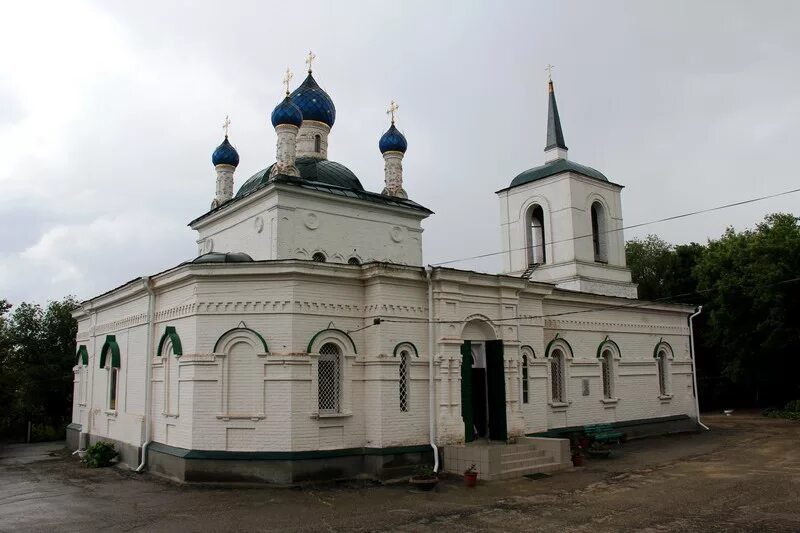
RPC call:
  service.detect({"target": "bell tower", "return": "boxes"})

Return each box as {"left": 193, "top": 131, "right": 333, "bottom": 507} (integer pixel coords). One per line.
{"left": 496, "top": 75, "right": 637, "bottom": 299}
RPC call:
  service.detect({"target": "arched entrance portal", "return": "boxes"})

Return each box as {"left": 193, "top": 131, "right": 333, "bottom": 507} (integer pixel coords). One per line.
{"left": 460, "top": 320, "right": 507, "bottom": 443}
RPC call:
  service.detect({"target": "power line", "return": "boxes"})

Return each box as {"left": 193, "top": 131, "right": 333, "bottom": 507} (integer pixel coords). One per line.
{"left": 373, "top": 275, "right": 800, "bottom": 327}
{"left": 432, "top": 186, "right": 800, "bottom": 267}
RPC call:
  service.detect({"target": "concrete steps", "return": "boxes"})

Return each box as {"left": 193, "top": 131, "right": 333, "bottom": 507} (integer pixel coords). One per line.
{"left": 443, "top": 437, "right": 572, "bottom": 480}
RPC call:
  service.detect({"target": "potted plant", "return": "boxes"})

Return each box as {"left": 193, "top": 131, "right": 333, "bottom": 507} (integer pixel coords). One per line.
{"left": 463, "top": 464, "right": 478, "bottom": 487}
{"left": 409, "top": 464, "right": 439, "bottom": 491}
{"left": 586, "top": 441, "right": 611, "bottom": 458}
{"left": 571, "top": 448, "right": 584, "bottom": 466}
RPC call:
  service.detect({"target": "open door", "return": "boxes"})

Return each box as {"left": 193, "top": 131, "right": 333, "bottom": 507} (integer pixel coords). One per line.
{"left": 460, "top": 341, "right": 474, "bottom": 443}
{"left": 486, "top": 340, "right": 508, "bottom": 442}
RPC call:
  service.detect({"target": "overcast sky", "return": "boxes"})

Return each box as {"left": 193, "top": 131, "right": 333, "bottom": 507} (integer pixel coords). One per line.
{"left": 1, "top": 0, "right": 799, "bottom": 304}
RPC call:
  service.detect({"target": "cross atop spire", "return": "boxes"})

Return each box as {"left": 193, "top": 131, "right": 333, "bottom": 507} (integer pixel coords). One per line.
{"left": 305, "top": 50, "right": 316, "bottom": 73}
{"left": 282, "top": 68, "right": 293, "bottom": 95}
{"left": 545, "top": 63, "right": 555, "bottom": 81}
{"left": 386, "top": 100, "right": 399, "bottom": 124}
{"left": 222, "top": 115, "right": 231, "bottom": 138}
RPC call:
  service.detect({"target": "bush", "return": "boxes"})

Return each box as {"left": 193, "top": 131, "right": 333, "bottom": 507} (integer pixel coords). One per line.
{"left": 784, "top": 400, "right": 800, "bottom": 412}
{"left": 30, "top": 424, "right": 66, "bottom": 443}
{"left": 83, "top": 441, "right": 118, "bottom": 468}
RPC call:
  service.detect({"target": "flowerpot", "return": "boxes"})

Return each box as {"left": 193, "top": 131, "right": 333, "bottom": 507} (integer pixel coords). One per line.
{"left": 409, "top": 476, "right": 439, "bottom": 491}
{"left": 578, "top": 437, "right": 590, "bottom": 450}
{"left": 464, "top": 472, "right": 478, "bottom": 487}
{"left": 571, "top": 454, "right": 584, "bottom": 467}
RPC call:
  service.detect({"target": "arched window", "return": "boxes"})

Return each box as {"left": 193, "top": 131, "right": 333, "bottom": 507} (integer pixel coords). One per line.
{"left": 108, "top": 367, "right": 119, "bottom": 410}
{"left": 347, "top": 257, "right": 361, "bottom": 265}
{"left": 527, "top": 204, "right": 546, "bottom": 265}
{"left": 521, "top": 354, "right": 529, "bottom": 404}
{"left": 312, "top": 252, "right": 326, "bottom": 262}
{"left": 590, "top": 201, "right": 608, "bottom": 262}
{"left": 318, "top": 342, "right": 341, "bottom": 413}
{"left": 399, "top": 349, "right": 409, "bottom": 412}
{"left": 550, "top": 349, "right": 565, "bottom": 403}
{"left": 601, "top": 349, "right": 614, "bottom": 399}
{"left": 314, "top": 134, "right": 321, "bottom": 153}
{"left": 656, "top": 350, "right": 669, "bottom": 396}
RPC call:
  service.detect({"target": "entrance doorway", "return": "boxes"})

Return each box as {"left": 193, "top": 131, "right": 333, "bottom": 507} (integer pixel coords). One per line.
{"left": 461, "top": 339, "right": 507, "bottom": 442}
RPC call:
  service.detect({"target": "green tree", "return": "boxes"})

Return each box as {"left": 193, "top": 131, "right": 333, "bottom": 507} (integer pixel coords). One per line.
{"left": 625, "top": 235, "right": 704, "bottom": 303}
{"left": 0, "top": 296, "right": 79, "bottom": 439}
{"left": 694, "top": 213, "right": 800, "bottom": 406}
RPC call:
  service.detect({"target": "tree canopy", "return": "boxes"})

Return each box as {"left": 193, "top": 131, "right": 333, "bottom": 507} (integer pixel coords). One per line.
{"left": 626, "top": 213, "right": 800, "bottom": 408}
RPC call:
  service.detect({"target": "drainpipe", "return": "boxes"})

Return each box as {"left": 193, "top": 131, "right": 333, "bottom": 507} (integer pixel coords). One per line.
{"left": 136, "top": 277, "right": 156, "bottom": 472}
{"left": 688, "top": 306, "right": 709, "bottom": 431}
{"left": 425, "top": 265, "right": 440, "bottom": 473}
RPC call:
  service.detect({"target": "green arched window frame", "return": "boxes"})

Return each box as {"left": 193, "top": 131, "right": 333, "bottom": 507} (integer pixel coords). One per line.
{"left": 653, "top": 339, "right": 674, "bottom": 359}
{"left": 157, "top": 326, "right": 183, "bottom": 357}
{"left": 76, "top": 345, "right": 89, "bottom": 366}
{"left": 213, "top": 327, "right": 269, "bottom": 353}
{"left": 544, "top": 334, "right": 574, "bottom": 359}
{"left": 596, "top": 337, "right": 621, "bottom": 359}
{"left": 306, "top": 327, "right": 357, "bottom": 354}
{"left": 392, "top": 342, "right": 419, "bottom": 358}
{"left": 99, "top": 335, "right": 121, "bottom": 368}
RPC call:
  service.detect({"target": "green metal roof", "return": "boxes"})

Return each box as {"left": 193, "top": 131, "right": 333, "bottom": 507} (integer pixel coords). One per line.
{"left": 236, "top": 157, "right": 363, "bottom": 197}
{"left": 505, "top": 158, "right": 610, "bottom": 190}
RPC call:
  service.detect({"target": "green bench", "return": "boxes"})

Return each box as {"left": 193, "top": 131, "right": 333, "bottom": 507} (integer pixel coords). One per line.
{"left": 583, "top": 423, "right": 624, "bottom": 444}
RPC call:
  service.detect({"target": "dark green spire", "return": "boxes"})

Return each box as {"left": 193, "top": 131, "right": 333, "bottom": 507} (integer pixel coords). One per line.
{"left": 545, "top": 80, "right": 567, "bottom": 152}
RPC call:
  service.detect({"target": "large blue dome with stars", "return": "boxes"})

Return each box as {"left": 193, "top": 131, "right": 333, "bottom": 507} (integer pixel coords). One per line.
{"left": 211, "top": 136, "right": 239, "bottom": 167}
{"left": 289, "top": 73, "right": 336, "bottom": 127}
{"left": 271, "top": 96, "right": 303, "bottom": 128}
{"left": 379, "top": 124, "right": 408, "bottom": 154}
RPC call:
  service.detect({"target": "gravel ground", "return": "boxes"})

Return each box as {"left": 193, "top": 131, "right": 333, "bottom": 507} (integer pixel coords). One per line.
{"left": 1, "top": 412, "right": 798, "bottom": 532}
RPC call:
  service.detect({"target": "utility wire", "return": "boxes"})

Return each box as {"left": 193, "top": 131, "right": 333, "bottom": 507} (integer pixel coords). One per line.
{"left": 432, "top": 186, "right": 800, "bottom": 266}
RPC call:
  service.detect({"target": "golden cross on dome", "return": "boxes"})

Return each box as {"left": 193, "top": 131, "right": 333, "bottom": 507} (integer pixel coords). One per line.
{"left": 283, "top": 68, "right": 293, "bottom": 95}
{"left": 545, "top": 64, "right": 555, "bottom": 81}
{"left": 386, "top": 100, "right": 399, "bottom": 124}
{"left": 305, "top": 50, "right": 316, "bottom": 73}
{"left": 222, "top": 115, "right": 231, "bottom": 137}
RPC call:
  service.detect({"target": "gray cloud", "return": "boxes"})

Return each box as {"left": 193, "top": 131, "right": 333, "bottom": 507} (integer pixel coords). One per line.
{"left": 1, "top": 0, "right": 798, "bottom": 303}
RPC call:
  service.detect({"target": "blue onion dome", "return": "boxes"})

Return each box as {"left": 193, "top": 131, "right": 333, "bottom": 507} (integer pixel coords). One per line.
{"left": 211, "top": 136, "right": 240, "bottom": 167}
{"left": 289, "top": 73, "right": 336, "bottom": 127}
{"left": 271, "top": 96, "right": 303, "bottom": 128}
{"left": 379, "top": 123, "right": 408, "bottom": 154}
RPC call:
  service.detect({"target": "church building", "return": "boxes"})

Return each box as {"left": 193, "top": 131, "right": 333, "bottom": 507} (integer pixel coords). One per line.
{"left": 68, "top": 56, "right": 699, "bottom": 483}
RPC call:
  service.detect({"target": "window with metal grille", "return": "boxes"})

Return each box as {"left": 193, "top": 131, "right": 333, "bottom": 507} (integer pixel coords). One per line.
{"left": 347, "top": 257, "right": 360, "bottom": 265}
{"left": 601, "top": 350, "right": 613, "bottom": 399}
{"left": 108, "top": 368, "right": 118, "bottom": 410}
{"left": 550, "top": 350, "right": 564, "bottom": 403}
{"left": 318, "top": 342, "right": 341, "bottom": 413}
{"left": 657, "top": 351, "right": 668, "bottom": 395}
{"left": 522, "top": 354, "right": 529, "bottom": 404}
{"left": 312, "top": 252, "right": 326, "bottom": 262}
{"left": 399, "top": 350, "right": 409, "bottom": 412}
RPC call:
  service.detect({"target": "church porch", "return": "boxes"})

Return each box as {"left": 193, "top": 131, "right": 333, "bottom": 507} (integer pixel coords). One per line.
{"left": 442, "top": 437, "right": 571, "bottom": 481}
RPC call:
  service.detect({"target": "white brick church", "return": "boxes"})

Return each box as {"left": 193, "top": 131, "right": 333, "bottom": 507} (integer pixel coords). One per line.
{"left": 68, "top": 58, "right": 699, "bottom": 483}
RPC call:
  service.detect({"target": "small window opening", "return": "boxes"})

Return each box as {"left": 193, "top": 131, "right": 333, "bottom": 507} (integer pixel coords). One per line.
{"left": 591, "top": 201, "right": 608, "bottom": 262}
{"left": 550, "top": 349, "right": 564, "bottom": 403}
{"left": 399, "top": 350, "right": 409, "bottom": 412}
{"left": 108, "top": 368, "right": 118, "bottom": 410}
{"left": 528, "top": 205, "right": 546, "bottom": 265}
{"left": 314, "top": 134, "right": 321, "bottom": 153}
{"left": 312, "top": 252, "right": 326, "bottom": 262}
{"left": 522, "top": 354, "right": 529, "bottom": 404}
{"left": 318, "top": 343, "right": 341, "bottom": 413}
{"left": 347, "top": 257, "right": 360, "bottom": 265}
{"left": 601, "top": 350, "right": 614, "bottom": 399}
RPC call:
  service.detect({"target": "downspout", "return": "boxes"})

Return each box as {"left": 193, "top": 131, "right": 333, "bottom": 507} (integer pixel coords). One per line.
{"left": 425, "top": 265, "right": 439, "bottom": 473}
{"left": 688, "top": 306, "right": 709, "bottom": 431}
{"left": 136, "top": 277, "right": 156, "bottom": 472}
